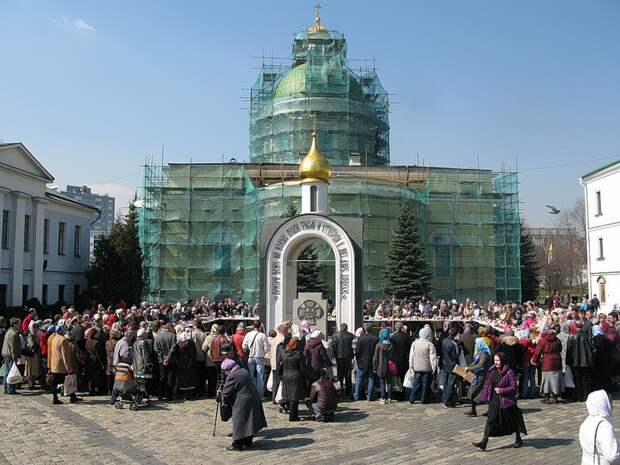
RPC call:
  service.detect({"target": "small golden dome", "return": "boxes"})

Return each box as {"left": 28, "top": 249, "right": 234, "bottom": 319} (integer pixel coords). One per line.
{"left": 308, "top": 4, "right": 327, "bottom": 33}
{"left": 299, "top": 132, "right": 331, "bottom": 183}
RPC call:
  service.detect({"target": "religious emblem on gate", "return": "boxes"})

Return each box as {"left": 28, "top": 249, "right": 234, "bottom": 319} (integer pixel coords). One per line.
{"left": 297, "top": 300, "right": 324, "bottom": 325}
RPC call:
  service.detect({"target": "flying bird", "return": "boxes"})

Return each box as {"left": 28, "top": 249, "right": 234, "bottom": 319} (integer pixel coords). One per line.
{"left": 545, "top": 205, "right": 561, "bottom": 215}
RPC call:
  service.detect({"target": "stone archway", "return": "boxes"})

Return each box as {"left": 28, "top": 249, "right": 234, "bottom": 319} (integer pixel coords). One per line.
{"left": 265, "top": 214, "right": 356, "bottom": 332}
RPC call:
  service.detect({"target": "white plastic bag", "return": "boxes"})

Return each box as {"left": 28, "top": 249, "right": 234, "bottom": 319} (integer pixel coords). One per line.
{"left": 6, "top": 362, "right": 22, "bottom": 385}
{"left": 266, "top": 371, "right": 274, "bottom": 392}
{"left": 274, "top": 383, "right": 283, "bottom": 403}
{"left": 63, "top": 374, "right": 77, "bottom": 396}
{"left": 403, "top": 368, "right": 415, "bottom": 389}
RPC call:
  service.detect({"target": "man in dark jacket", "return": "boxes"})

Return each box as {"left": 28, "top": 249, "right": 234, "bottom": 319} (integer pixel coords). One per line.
{"left": 566, "top": 320, "right": 594, "bottom": 402}
{"left": 390, "top": 322, "right": 411, "bottom": 397}
{"left": 440, "top": 327, "right": 460, "bottom": 408}
{"left": 154, "top": 323, "right": 176, "bottom": 400}
{"left": 354, "top": 324, "right": 378, "bottom": 401}
{"left": 306, "top": 369, "right": 337, "bottom": 421}
{"left": 332, "top": 323, "right": 354, "bottom": 398}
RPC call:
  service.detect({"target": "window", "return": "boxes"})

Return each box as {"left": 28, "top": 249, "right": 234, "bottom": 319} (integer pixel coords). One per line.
{"left": 596, "top": 191, "right": 602, "bottom": 216}
{"left": 73, "top": 285, "right": 80, "bottom": 304}
{"left": 598, "top": 237, "right": 604, "bottom": 260}
{"left": 22, "top": 285, "right": 28, "bottom": 304}
{"left": 0, "top": 284, "right": 6, "bottom": 307}
{"left": 598, "top": 277, "right": 606, "bottom": 304}
{"left": 58, "top": 222, "right": 66, "bottom": 255}
{"left": 310, "top": 185, "right": 317, "bottom": 212}
{"left": 74, "top": 225, "right": 81, "bottom": 257}
{"left": 24, "top": 215, "right": 30, "bottom": 251}
{"left": 43, "top": 219, "right": 49, "bottom": 254}
{"left": 58, "top": 284, "right": 65, "bottom": 303}
{"left": 42, "top": 284, "right": 48, "bottom": 306}
{"left": 2, "top": 210, "right": 9, "bottom": 249}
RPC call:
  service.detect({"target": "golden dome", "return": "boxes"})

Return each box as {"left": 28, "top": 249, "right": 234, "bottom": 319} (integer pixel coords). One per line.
{"left": 299, "top": 132, "right": 331, "bottom": 183}
{"left": 308, "top": 4, "right": 327, "bottom": 33}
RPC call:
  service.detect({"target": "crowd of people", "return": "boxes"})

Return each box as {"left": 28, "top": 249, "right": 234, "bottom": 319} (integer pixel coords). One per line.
{"left": 1, "top": 294, "right": 619, "bottom": 459}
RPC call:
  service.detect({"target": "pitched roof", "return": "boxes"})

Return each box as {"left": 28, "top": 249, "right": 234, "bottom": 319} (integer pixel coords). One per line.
{"left": 582, "top": 159, "right": 620, "bottom": 180}
{"left": 0, "top": 142, "right": 54, "bottom": 182}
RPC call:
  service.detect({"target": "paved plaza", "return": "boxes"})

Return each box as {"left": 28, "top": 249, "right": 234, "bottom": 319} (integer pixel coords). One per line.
{"left": 0, "top": 390, "right": 612, "bottom": 465}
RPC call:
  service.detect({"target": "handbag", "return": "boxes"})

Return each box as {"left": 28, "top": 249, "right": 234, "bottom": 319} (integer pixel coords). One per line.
{"left": 220, "top": 401, "right": 232, "bottom": 422}
{"left": 63, "top": 374, "right": 77, "bottom": 396}
{"left": 387, "top": 359, "right": 398, "bottom": 376}
{"left": 403, "top": 368, "right": 415, "bottom": 389}
{"left": 6, "top": 362, "right": 22, "bottom": 385}
{"left": 266, "top": 370, "right": 274, "bottom": 392}
{"left": 275, "top": 383, "right": 284, "bottom": 403}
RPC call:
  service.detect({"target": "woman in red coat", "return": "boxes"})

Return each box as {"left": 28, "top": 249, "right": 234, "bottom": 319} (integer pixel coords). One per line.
{"left": 472, "top": 352, "right": 527, "bottom": 451}
{"left": 531, "top": 330, "right": 563, "bottom": 404}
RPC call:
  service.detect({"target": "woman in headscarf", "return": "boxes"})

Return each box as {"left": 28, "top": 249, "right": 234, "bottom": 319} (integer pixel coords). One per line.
{"left": 472, "top": 352, "right": 527, "bottom": 451}
{"left": 220, "top": 358, "right": 267, "bottom": 451}
{"left": 579, "top": 390, "right": 620, "bottom": 465}
{"left": 85, "top": 327, "right": 106, "bottom": 395}
{"left": 303, "top": 330, "right": 332, "bottom": 387}
{"left": 531, "top": 329, "right": 563, "bottom": 404}
{"left": 166, "top": 331, "right": 196, "bottom": 400}
{"left": 407, "top": 325, "right": 437, "bottom": 404}
{"left": 556, "top": 323, "right": 574, "bottom": 398}
{"left": 591, "top": 325, "right": 613, "bottom": 392}
{"left": 281, "top": 337, "right": 306, "bottom": 421}
{"left": 459, "top": 323, "right": 476, "bottom": 366}
{"left": 464, "top": 337, "right": 492, "bottom": 417}
{"left": 373, "top": 328, "right": 395, "bottom": 405}
{"left": 24, "top": 320, "right": 41, "bottom": 390}
{"left": 105, "top": 329, "right": 119, "bottom": 395}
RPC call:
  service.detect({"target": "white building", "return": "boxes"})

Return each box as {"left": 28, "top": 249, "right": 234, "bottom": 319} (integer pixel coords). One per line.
{"left": 0, "top": 143, "right": 97, "bottom": 307}
{"left": 580, "top": 159, "right": 620, "bottom": 312}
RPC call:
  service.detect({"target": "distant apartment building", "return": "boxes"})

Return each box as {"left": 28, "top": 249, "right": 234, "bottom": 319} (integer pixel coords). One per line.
{"left": 62, "top": 185, "right": 115, "bottom": 256}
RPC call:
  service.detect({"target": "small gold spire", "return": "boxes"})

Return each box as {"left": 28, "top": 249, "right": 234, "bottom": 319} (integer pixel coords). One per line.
{"left": 308, "top": 3, "right": 327, "bottom": 33}
{"left": 299, "top": 131, "right": 331, "bottom": 183}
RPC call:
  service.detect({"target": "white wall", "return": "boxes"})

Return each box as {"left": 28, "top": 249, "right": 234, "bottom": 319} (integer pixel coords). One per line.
{"left": 582, "top": 161, "right": 620, "bottom": 312}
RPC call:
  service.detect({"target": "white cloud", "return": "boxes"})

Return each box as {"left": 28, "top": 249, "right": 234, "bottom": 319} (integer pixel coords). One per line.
{"left": 89, "top": 183, "right": 136, "bottom": 216}
{"left": 55, "top": 16, "right": 96, "bottom": 32}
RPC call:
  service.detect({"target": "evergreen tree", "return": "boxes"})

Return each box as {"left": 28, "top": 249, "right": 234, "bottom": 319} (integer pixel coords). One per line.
{"left": 87, "top": 201, "right": 144, "bottom": 305}
{"left": 520, "top": 223, "right": 540, "bottom": 302}
{"left": 297, "top": 245, "right": 326, "bottom": 293}
{"left": 383, "top": 203, "right": 431, "bottom": 300}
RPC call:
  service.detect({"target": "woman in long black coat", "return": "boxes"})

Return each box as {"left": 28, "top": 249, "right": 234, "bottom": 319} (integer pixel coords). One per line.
{"left": 221, "top": 358, "right": 267, "bottom": 451}
{"left": 280, "top": 337, "right": 306, "bottom": 421}
{"left": 167, "top": 333, "right": 197, "bottom": 400}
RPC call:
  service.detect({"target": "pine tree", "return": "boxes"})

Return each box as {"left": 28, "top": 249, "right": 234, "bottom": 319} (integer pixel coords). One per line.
{"left": 520, "top": 223, "right": 540, "bottom": 302}
{"left": 297, "top": 245, "right": 326, "bottom": 293}
{"left": 87, "top": 201, "right": 144, "bottom": 306}
{"left": 383, "top": 203, "right": 431, "bottom": 300}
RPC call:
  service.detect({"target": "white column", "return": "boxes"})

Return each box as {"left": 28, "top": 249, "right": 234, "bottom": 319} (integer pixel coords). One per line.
{"left": 11, "top": 192, "right": 27, "bottom": 306}
{"left": 32, "top": 197, "right": 46, "bottom": 302}
{"left": 0, "top": 188, "right": 6, "bottom": 272}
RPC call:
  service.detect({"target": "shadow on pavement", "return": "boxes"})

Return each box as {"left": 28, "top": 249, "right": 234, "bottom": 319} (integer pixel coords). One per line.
{"left": 334, "top": 410, "right": 369, "bottom": 422}
{"left": 252, "top": 438, "right": 314, "bottom": 450}
{"left": 520, "top": 407, "right": 543, "bottom": 414}
{"left": 496, "top": 438, "right": 574, "bottom": 450}
{"left": 258, "top": 427, "right": 314, "bottom": 438}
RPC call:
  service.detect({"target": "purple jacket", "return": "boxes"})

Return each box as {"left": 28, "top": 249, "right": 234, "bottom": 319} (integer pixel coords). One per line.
{"left": 478, "top": 366, "right": 518, "bottom": 409}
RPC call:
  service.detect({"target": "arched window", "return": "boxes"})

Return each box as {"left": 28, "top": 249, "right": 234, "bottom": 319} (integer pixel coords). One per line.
{"left": 310, "top": 185, "right": 318, "bottom": 212}
{"left": 597, "top": 276, "right": 606, "bottom": 303}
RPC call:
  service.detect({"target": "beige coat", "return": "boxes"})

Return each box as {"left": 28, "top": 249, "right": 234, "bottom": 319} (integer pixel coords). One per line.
{"left": 50, "top": 335, "right": 77, "bottom": 374}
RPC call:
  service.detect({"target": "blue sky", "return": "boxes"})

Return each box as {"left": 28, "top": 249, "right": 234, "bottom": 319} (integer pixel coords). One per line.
{"left": 1, "top": 1, "right": 619, "bottom": 225}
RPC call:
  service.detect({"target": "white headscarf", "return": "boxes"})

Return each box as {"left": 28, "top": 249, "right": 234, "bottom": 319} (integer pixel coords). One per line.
{"left": 586, "top": 390, "right": 612, "bottom": 419}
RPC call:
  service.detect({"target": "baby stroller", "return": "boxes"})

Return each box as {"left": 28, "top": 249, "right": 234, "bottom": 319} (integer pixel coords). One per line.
{"left": 113, "top": 363, "right": 149, "bottom": 411}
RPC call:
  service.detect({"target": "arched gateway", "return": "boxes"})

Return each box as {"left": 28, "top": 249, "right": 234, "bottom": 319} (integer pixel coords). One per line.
{"left": 265, "top": 214, "right": 356, "bottom": 332}
{"left": 262, "top": 132, "right": 359, "bottom": 333}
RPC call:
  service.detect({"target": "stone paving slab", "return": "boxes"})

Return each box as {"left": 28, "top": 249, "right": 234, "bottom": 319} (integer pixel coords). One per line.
{"left": 0, "top": 390, "right": 616, "bottom": 465}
